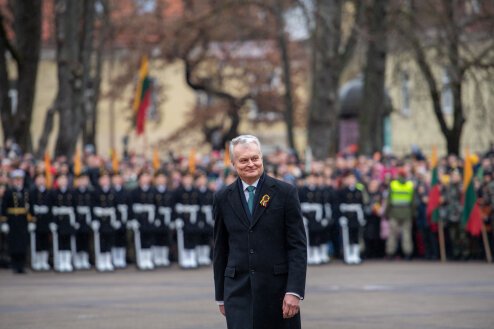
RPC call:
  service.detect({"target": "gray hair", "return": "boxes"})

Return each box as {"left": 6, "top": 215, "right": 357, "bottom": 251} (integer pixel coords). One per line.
{"left": 229, "top": 135, "right": 262, "bottom": 161}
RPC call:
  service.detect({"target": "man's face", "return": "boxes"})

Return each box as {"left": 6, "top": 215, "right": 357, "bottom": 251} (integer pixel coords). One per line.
{"left": 232, "top": 143, "right": 263, "bottom": 183}
{"left": 12, "top": 177, "right": 23, "bottom": 189}
{"left": 99, "top": 175, "right": 110, "bottom": 188}
{"left": 58, "top": 176, "right": 68, "bottom": 189}
{"left": 155, "top": 175, "right": 167, "bottom": 186}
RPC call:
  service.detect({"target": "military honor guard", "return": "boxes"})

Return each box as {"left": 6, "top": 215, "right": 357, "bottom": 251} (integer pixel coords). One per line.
{"left": 196, "top": 172, "right": 214, "bottom": 266}
{"left": 129, "top": 170, "right": 156, "bottom": 270}
{"left": 1, "top": 170, "right": 31, "bottom": 273}
{"left": 29, "top": 173, "right": 52, "bottom": 271}
{"left": 175, "top": 173, "right": 201, "bottom": 269}
{"left": 49, "top": 173, "right": 76, "bottom": 272}
{"left": 298, "top": 173, "right": 326, "bottom": 265}
{"left": 338, "top": 171, "right": 365, "bottom": 264}
{"left": 92, "top": 170, "right": 117, "bottom": 272}
{"left": 153, "top": 170, "right": 174, "bottom": 266}
{"left": 112, "top": 171, "right": 129, "bottom": 268}
{"left": 73, "top": 172, "right": 93, "bottom": 270}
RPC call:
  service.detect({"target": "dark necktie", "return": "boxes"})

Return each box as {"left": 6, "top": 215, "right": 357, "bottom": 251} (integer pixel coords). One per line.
{"left": 247, "top": 186, "right": 256, "bottom": 214}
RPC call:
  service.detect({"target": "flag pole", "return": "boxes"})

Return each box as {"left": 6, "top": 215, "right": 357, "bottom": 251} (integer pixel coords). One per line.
{"left": 481, "top": 222, "right": 492, "bottom": 263}
{"left": 438, "top": 219, "right": 447, "bottom": 262}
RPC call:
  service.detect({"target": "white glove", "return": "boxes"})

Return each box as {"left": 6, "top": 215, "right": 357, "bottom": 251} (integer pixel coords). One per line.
{"left": 49, "top": 222, "right": 57, "bottom": 232}
{"left": 175, "top": 219, "right": 184, "bottom": 229}
{"left": 154, "top": 220, "right": 161, "bottom": 227}
{"left": 91, "top": 221, "right": 100, "bottom": 231}
{"left": 168, "top": 221, "right": 176, "bottom": 230}
{"left": 28, "top": 222, "right": 36, "bottom": 232}
{"left": 1, "top": 223, "right": 9, "bottom": 234}
{"left": 339, "top": 217, "right": 348, "bottom": 226}
{"left": 321, "top": 219, "right": 329, "bottom": 227}
{"left": 74, "top": 222, "right": 80, "bottom": 230}
{"left": 112, "top": 221, "right": 122, "bottom": 230}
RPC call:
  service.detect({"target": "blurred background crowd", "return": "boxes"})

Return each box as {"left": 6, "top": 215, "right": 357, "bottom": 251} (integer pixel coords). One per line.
{"left": 1, "top": 139, "right": 494, "bottom": 274}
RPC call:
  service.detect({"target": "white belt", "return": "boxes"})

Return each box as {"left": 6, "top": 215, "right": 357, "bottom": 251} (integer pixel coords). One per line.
{"left": 176, "top": 204, "right": 200, "bottom": 224}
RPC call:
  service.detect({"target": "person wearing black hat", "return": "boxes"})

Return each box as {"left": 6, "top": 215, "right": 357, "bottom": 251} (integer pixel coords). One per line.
{"left": 153, "top": 170, "right": 174, "bottom": 267}
{"left": 129, "top": 169, "right": 156, "bottom": 270}
{"left": 92, "top": 169, "right": 117, "bottom": 272}
{"left": 298, "top": 172, "right": 325, "bottom": 265}
{"left": 1, "top": 170, "right": 31, "bottom": 273}
{"left": 49, "top": 173, "right": 76, "bottom": 272}
{"left": 73, "top": 172, "right": 93, "bottom": 270}
{"left": 195, "top": 172, "right": 214, "bottom": 266}
{"left": 111, "top": 170, "right": 130, "bottom": 268}
{"left": 175, "top": 172, "right": 201, "bottom": 269}
{"left": 29, "top": 173, "right": 52, "bottom": 271}
{"left": 337, "top": 171, "right": 365, "bottom": 264}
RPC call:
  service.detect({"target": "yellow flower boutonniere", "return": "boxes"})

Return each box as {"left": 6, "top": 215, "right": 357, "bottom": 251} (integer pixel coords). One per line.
{"left": 260, "top": 194, "right": 271, "bottom": 207}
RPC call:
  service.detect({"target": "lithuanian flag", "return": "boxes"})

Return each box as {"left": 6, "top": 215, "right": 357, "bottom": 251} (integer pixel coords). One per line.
{"left": 461, "top": 150, "right": 483, "bottom": 236}
{"left": 133, "top": 56, "right": 152, "bottom": 135}
{"left": 189, "top": 148, "right": 196, "bottom": 175}
{"left": 111, "top": 148, "right": 119, "bottom": 173}
{"left": 426, "top": 146, "right": 441, "bottom": 223}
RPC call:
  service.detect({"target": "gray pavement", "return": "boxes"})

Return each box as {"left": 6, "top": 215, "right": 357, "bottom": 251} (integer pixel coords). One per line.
{"left": 1, "top": 261, "right": 494, "bottom": 329}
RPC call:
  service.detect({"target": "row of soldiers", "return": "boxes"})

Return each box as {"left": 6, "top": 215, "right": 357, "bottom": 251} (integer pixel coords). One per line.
{"left": 0, "top": 168, "right": 214, "bottom": 273}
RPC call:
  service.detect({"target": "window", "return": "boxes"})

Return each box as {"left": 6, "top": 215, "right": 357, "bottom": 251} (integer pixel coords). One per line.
{"left": 441, "top": 68, "right": 453, "bottom": 114}
{"left": 400, "top": 70, "right": 411, "bottom": 116}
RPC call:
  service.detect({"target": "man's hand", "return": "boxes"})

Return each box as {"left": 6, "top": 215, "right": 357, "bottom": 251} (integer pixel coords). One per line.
{"left": 219, "top": 305, "right": 225, "bottom": 316}
{"left": 282, "top": 294, "right": 300, "bottom": 319}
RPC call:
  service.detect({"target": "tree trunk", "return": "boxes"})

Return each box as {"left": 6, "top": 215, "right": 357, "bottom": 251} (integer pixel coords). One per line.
{"left": 275, "top": 0, "right": 296, "bottom": 153}
{"left": 54, "top": 0, "right": 84, "bottom": 158}
{"left": 0, "top": 14, "right": 13, "bottom": 143}
{"left": 10, "top": 0, "right": 42, "bottom": 152}
{"left": 36, "top": 105, "right": 56, "bottom": 158}
{"left": 360, "top": 0, "right": 388, "bottom": 156}
{"left": 307, "top": 0, "right": 342, "bottom": 160}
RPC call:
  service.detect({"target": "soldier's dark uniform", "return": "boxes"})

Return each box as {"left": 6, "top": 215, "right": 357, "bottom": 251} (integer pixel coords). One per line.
{"left": 29, "top": 183, "right": 52, "bottom": 271}
{"left": 154, "top": 184, "right": 175, "bottom": 266}
{"left": 196, "top": 184, "right": 214, "bottom": 265}
{"left": 298, "top": 181, "right": 325, "bottom": 265}
{"left": 113, "top": 184, "right": 129, "bottom": 268}
{"left": 337, "top": 185, "right": 365, "bottom": 264}
{"left": 92, "top": 185, "right": 117, "bottom": 271}
{"left": 129, "top": 184, "right": 156, "bottom": 270}
{"left": 49, "top": 183, "right": 76, "bottom": 271}
{"left": 175, "top": 184, "right": 201, "bottom": 268}
{"left": 321, "top": 183, "right": 336, "bottom": 262}
{"left": 1, "top": 184, "right": 31, "bottom": 273}
{"left": 73, "top": 185, "right": 93, "bottom": 269}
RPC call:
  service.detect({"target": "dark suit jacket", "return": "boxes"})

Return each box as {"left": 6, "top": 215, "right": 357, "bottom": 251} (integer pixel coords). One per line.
{"left": 213, "top": 174, "right": 307, "bottom": 329}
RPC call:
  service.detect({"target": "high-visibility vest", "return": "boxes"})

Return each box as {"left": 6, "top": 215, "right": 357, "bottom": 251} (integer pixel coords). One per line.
{"left": 390, "top": 180, "right": 414, "bottom": 206}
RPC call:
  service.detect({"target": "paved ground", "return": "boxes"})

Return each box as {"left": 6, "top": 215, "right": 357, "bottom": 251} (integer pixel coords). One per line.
{"left": 0, "top": 261, "right": 493, "bottom": 329}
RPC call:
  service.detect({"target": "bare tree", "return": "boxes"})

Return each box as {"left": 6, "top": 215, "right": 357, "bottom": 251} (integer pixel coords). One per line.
{"left": 0, "top": 0, "right": 42, "bottom": 152}
{"left": 307, "top": 0, "right": 363, "bottom": 159}
{"left": 359, "top": 0, "right": 389, "bottom": 155}
{"left": 394, "top": 0, "right": 494, "bottom": 155}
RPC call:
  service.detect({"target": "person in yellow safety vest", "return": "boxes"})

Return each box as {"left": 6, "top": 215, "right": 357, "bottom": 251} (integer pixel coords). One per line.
{"left": 385, "top": 168, "right": 414, "bottom": 259}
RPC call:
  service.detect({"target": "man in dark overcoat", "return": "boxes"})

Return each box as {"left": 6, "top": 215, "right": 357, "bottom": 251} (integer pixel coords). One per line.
{"left": 213, "top": 135, "right": 307, "bottom": 329}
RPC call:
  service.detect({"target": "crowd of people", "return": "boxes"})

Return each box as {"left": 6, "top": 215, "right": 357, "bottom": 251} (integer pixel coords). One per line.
{"left": 1, "top": 139, "right": 493, "bottom": 274}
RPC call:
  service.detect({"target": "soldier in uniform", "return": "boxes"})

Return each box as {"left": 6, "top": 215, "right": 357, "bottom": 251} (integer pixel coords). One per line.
{"left": 129, "top": 170, "right": 156, "bottom": 270}
{"left": 319, "top": 174, "right": 335, "bottom": 263}
{"left": 175, "top": 173, "right": 201, "bottom": 269}
{"left": 49, "top": 173, "right": 76, "bottom": 272}
{"left": 195, "top": 172, "right": 214, "bottom": 266}
{"left": 29, "top": 173, "right": 52, "bottom": 271}
{"left": 72, "top": 172, "right": 93, "bottom": 270}
{"left": 441, "top": 169, "right": 469, "bottom": 260}
{"left": 112, "top": 171, "right": 129, "bottom": 268}
{"left": 92, "top": 170, "right": 117, "bottom": 272}
{"left": 298, "top": 173, "right": 325, "bottom": 265}
{"left": 153, "top": 170, "right": 174, "bottom": 267}
{"left": 1, "top": 170, "right": 31, "bottom": 273}
{"left": 337, "top": 171, "right": 365, "bottom": 264}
